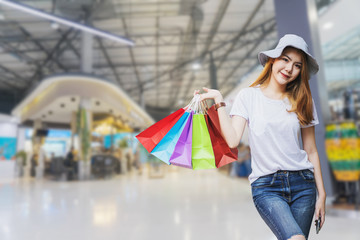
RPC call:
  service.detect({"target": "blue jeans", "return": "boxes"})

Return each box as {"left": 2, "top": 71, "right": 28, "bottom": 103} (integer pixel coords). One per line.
{"left": 251, "top": 170, "right": 316, "bottom": 240}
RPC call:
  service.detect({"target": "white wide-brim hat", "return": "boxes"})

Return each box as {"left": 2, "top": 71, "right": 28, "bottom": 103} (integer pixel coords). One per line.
{"left": 258, "top": 34, "right": 319, "bottom": 75}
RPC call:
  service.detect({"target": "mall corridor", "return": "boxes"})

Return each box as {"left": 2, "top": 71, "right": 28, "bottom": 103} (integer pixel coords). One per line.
{"left": 1, "top": 167, "right": 359, "bottom": 240}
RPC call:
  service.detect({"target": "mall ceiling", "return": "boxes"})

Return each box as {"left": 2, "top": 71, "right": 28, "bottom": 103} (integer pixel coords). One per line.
{"left": 0, "top": 0, "right": 333, "bottom": 120}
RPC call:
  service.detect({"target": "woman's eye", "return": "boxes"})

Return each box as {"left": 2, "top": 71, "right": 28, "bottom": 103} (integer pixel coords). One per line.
{"left": 282, "top": 57, "right": 288, "bottom": 62}
{"left": 295, "top": 65, "right": 302, "bottom": 69}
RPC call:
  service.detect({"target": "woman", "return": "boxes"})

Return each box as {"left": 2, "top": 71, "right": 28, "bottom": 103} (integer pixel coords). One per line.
{"left": 196, "top": 34, "right": 326, "bottom": 240}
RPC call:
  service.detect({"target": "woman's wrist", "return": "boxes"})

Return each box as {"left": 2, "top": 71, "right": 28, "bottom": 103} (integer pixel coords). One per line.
{"left": 318, "top": 193, "right": 326, "bottom": 200}
{"left": 214, "top": 96, "right": 224, "bottom": 104}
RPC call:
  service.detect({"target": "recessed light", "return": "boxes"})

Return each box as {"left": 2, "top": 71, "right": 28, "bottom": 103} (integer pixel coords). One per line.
{"left": 60, "top": 103, "right": 65, "bottom": 108}
{"left": 71, "top": 97, "right": 76, "bottom": 102}
{"left": 323, "top": 22, "right": 333, "bottom": 30}
{"left": 51, "top": 21, "right": 59, "bottom": 29}
{"left": 192, "top": 62, "right": 201, "bottom": 70}
{"left": 48, "top": 111, "right": 53, "bottom": 115}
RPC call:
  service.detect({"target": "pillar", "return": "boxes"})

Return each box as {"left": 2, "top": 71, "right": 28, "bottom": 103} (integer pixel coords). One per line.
{"left": 77, "top": 98, "right": 93, "bottom": 180}
{"left": 274, "top": 0, "right": 334, "bottom": 197}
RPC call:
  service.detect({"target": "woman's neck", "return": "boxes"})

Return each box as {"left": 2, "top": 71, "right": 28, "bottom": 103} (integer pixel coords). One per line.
{"left": 261, "top": 80, "right": 287, "bottom": 100}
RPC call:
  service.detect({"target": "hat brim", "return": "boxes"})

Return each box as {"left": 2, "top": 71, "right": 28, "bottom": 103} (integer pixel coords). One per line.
{"left": 258, "top": 46, "right": 319, "bottom": 75}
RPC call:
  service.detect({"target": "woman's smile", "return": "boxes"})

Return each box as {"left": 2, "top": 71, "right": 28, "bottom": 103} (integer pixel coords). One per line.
{"left": 280, "top": 72, "right": 290, "bottom": 79}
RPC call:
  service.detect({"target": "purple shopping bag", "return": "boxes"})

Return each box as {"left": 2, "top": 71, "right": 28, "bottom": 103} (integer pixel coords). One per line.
{"left": 151, "top": 112, "right": 190, "bottom": 164}
{"left": 169, "top": 111, "right": 193, "bottom": 169}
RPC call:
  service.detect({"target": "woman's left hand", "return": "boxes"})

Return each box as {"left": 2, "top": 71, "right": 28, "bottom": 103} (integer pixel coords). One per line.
{"left": 314, "top": 196, "right": 326, "bottom": 229}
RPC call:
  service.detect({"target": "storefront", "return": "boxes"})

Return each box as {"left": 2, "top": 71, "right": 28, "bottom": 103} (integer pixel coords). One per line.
{"left": 8, "top": 74, "right": 154, "bottom": 181}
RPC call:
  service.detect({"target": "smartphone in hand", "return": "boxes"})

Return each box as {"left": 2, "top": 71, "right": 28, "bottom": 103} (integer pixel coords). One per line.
{"left": 315, "top": 216, "right": 321, "bottom": 234}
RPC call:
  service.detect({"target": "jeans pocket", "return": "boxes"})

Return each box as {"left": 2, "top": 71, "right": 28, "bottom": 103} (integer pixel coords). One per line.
{"left": 300, "top": 169, "right": 315, "bottom": 183}
{"left": 251, "top": 174, "right": 276, "bottom": 189}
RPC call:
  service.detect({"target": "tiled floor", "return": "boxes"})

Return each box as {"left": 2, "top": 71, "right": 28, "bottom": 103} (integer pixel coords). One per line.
{"left": 1, "top": 166, "right": 359, "bottom": 240}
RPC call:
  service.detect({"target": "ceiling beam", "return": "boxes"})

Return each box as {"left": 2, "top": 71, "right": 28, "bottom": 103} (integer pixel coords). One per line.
{"left": 56, "top": 28, "right": 81, "bottom": 60}
{"left": 167, "top": 2, "right": 204, "bottom": 106}
{"left": 220, "top": 22, "right": 276, "bottom": 89}
{"left": 27, "top": 27, "right": 77, "bottom": 86}
{"left": 18, "top": 26, "right": 68, "bottom": 71}
{"left": 177, "top": 0, "right": 230, "bottom": 106}
{"left": 217, "top": 0, "right": 265, "bottom": 70}
{"left": 128, "top": 17, "right": 275, "bottom": 94}
{"left": 0, "top": 77, "right": 22, "bottom": 91}
{"left": 221, "top": 44, "right": 278, "bottom": 98}
{"left": 97, "top": 38, "right": 124, "bottom": 86}
{"left": 0, "top": 64, "right": 28, "bottom": 84}
{"left": 199, "top": 0, "right": 230, "bottom": 60}
{"left": 121, "top": 17, "right": 143, "bottom": 98}
{"left": 0, "top": 40, "right": 57, "bottom": 84}
{"left": 0, "top": 0, "right": 134, "bottom": 46}
{"left": 155, "top": 16, "right": 160, "bottom": 105}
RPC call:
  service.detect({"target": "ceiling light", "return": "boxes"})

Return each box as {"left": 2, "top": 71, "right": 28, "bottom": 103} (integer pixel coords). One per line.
{"left": 323, "top": 22, "right": 333, "bottom": 30}
{"left": 0, "top": 0, "right": 134, "bottom": 46}
{"left": 50, "top": 21, "right": 59, "bottom": 30}
{"left": 192, "top": 62, "right": 201, "bottom": 70}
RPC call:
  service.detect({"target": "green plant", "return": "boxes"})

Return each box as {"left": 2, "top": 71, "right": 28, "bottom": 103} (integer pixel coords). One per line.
{"left": 15, "top": 150, "right": 27, "bottom": 166}
{"left": 119, "top": 138, "right": 128, "bottom": 148}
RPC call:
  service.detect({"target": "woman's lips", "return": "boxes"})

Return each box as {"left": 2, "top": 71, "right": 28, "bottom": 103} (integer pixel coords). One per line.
{"left": 280, "top": 72, "right": 290, "bottom": 79}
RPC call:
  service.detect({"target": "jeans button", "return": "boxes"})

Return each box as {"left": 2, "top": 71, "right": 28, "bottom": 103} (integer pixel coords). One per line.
{"left": 284, "top": 171, "right": 287, "bottom": 174}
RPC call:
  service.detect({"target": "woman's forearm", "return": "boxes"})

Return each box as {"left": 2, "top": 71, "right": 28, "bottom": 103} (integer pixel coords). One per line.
{"left": 214, "top": 96, "right": 246, "bottom": 148}
{"left": 308, "top": 151, "right": 326, "bottom": 198}
{"left": 197, "top": 88, "right": 246, "bottom": 148}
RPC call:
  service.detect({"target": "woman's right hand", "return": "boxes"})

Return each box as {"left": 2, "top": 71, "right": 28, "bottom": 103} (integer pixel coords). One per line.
{"left": 194, "top": 87, "right": 224, "bottom": 103}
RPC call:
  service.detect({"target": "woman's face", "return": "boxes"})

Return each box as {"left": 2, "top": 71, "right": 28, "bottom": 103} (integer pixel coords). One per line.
{"left": 270, "top": 47, "right": 303, "bottom": 86}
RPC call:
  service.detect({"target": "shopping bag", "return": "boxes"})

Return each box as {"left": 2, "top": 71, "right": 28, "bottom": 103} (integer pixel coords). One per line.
{"left": 169, "top": 111, "right": 193, "bottom": 169}
{"left": 191, "top": 114, "right": 216, "bottom": 169}
{"left": 136, "top": 108, "right": 185, "bottom": 152}
{"left": 206, "top": 105, "right": 238, "bottom": 168}
{"left": 150, "top": 112, "right": 191, "bottom": 164}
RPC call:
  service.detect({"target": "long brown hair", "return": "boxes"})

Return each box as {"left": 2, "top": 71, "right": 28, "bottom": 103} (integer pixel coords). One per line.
{"left": 250, "top": 47, "right": 314, "bottom": 126}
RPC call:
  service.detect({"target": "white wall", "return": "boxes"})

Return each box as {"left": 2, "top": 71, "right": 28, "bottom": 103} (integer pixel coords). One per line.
{"left": 0, "top": 114, "right": 19, "bottom": 182}
{"left": 0, "top": 123, "right": 17, "bottom": 137}
{"left": 16, "top": 127, "right": 27, "bottom": 152}
{"left": 0, "top": 114, "right": 18, "bottom": 138}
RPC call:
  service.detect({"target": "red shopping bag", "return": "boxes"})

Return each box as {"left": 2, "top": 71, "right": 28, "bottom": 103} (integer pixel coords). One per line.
{"left": 205, "top": 105, "right": 238, "bottom": 168}
{"left": 136, "top": 108, "right": 185, "bottom": 152}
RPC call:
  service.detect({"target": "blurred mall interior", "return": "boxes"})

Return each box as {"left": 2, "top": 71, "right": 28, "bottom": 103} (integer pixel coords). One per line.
{"left": 0, "top": 0, "right": 360, "bottom": 239}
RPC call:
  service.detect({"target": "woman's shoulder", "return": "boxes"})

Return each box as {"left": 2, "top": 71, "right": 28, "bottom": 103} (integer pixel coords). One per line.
{"left": 237, "top": 86, "right": 260, "bottom": 97}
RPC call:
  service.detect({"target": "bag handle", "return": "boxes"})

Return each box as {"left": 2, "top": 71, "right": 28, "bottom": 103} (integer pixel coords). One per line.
{"left": 185, "top": 94, "right": 200, "bottom": 112}
{"left": 201, "top": 100, "right": 210, "bottom": 114}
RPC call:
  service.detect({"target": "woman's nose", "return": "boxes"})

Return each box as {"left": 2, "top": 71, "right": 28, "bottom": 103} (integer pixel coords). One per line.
{"left": 285, "top": 63, "right": 293, "bottom": 73}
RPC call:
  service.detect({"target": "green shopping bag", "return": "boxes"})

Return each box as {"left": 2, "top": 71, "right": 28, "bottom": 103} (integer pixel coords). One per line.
{"left": 191, "top": 114, "right": 216, "bottom": 169}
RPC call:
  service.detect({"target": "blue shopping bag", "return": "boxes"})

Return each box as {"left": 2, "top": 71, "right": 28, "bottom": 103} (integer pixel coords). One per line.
{"left": 151, "top": 111, "right": 190, "bottom": 164}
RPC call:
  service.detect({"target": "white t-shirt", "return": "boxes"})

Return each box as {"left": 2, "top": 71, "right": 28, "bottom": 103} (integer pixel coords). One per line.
{"left": 229, "top": 87, "right": 319, "bottom": 183}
